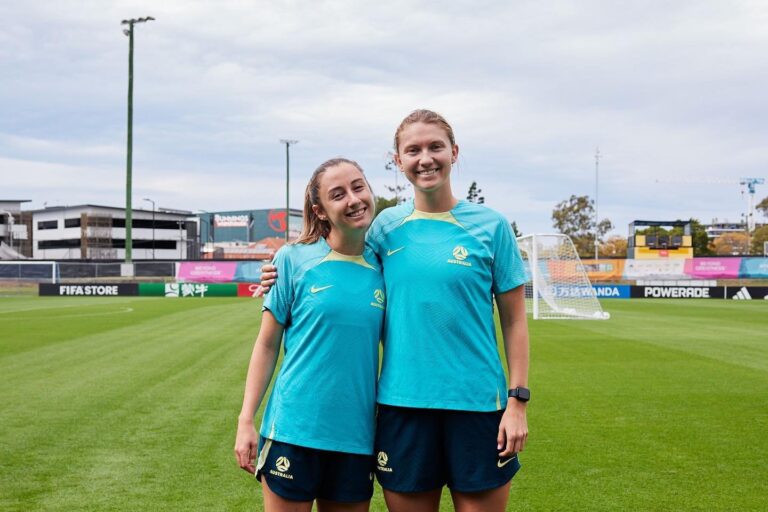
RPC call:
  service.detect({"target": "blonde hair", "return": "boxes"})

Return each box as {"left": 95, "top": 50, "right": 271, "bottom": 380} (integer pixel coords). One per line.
{"left": 293, "top": 158, "right": 370, "bottom": 245}
{"left": 393, "top": 109, "right": 456, "bottom": 152}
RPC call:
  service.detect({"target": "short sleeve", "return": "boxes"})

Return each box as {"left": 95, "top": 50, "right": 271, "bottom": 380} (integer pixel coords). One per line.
{"left": 263, "top": 246, "right": 294, "bottom": 325}
{"left": 491, "top": 217, "right": 528, "bottom": 294}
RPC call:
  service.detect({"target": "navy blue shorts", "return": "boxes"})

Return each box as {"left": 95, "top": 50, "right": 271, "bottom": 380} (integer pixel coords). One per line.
{"left": 374, "top": 405, "right": 521, "bottom": 493}
{"left": 255, "top": 437, "right": 374, "bottom": 502}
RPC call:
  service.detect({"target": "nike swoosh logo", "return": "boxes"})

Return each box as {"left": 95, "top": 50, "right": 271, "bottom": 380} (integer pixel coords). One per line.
{"left": 497, "top": 456, "right": 517, "bottom": 468}
{"left": 387, "top": 247, "right": 405, "bottom": 256}
{"left": 310, "top": 285, "right": 333, "bottom": 294}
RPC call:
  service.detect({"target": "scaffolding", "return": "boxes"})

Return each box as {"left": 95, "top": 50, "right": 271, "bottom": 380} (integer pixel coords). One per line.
{"left": 81, "top": 213, "right": 117, "bottom": 260}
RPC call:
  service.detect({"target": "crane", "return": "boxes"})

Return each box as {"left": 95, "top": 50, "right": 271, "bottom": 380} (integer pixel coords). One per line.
{"left": 655, "top": 177, "right": 765, "bottom": 231}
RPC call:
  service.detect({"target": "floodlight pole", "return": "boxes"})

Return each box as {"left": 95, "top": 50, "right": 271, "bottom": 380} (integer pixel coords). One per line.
{"left": 280, "top": 139, "right": 298, "bottom": 242}
{"left": 594, "top": 147, "right": 600, "bottom": 260}
{"left": 122, "top": 16, "right": 154, "bottom": 265}
{"left": 143, "top": 197, "right": 155, "bottom": 259}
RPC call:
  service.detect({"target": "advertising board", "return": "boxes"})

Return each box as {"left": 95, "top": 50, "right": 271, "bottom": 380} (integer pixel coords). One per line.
{"left": 631, "top": 286, "right": 725, "bottom": 299}
{"left": 139, "top": 283, "right": 238, "bottom": 297}
{"left": 40, "top": 283, "right": 138, "bottom": 296}
{"left": 726, "top": 286, "right": 768, "bottom": 300}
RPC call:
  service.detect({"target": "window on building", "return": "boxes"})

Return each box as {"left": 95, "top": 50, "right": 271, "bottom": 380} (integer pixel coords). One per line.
{"left": 38, "top": 239, "right": 81, "bottom": 249}
{"left": 111, "top": 239, "right": 177, "bottom": 249}
{"left": 64, "top": 218, "right": 82, "bottom": 228}
{"left": 37, "top": 220, "right": 58, "bottom": 230}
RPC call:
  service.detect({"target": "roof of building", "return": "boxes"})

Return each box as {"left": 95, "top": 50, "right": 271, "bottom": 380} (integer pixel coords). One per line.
{"left": 29, "top": 204, "right": 192, "bottom": 216}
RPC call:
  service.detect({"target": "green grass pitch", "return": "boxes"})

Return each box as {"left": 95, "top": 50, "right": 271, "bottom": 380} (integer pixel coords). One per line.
{"left": 1, "top": 296, "right": 766, "bottom": 511}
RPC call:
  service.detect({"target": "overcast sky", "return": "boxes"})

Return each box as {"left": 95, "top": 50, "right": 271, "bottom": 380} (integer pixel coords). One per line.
{"left": 2, "top": 0, "right": 767, "bottom": 236}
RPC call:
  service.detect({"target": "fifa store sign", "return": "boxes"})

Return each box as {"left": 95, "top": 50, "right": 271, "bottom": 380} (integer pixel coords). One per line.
{"left": 39, "top": 283, "right": 139, "bottom": 296}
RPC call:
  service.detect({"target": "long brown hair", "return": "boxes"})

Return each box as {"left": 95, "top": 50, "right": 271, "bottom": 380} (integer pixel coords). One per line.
{"left": 393, "top": 109, "right": 456, "bottom": 152}
{"left": 293, "top": 158, "right": 370, "bottom": 245}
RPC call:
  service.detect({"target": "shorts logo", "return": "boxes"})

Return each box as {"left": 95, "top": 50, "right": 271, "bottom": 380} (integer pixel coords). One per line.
{"left": 387, "top": 247, "right": 405, "bottom": 256}
{"left": 270, "top": 456, "right": 294, "bottom": 480}
{"left": 370, "top": 289, "right": 385, "bottom": 310}
{"left": 276, "top": 456, "right": 290, "bottom": 472}
{"left": 497, "top": 454, "right": 517, "bottom": 468}
{"left": 310, "top": 285, "right": 333, "bottom": 294}
{"left": 447, "top": 245, "right": 472, "bottom": 267}
{"left": 377, "top": 451, "right": 393, "bottom": 472}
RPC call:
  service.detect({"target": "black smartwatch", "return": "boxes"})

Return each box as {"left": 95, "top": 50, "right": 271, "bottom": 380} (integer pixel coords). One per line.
{"left": 508, "top": 387, "right": 530, "bottom": 402}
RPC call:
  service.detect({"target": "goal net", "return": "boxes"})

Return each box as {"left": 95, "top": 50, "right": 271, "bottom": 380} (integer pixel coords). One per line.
{"left": 0, "top": 261, "right": 58, "bottom": 283}
{"left": 517, "top": 234, "right": 610, "bottom": 320}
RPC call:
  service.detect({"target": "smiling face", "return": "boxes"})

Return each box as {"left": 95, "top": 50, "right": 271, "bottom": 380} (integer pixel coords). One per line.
{"left": 313, "top": 162, "right": 375, "bottom": 235}
{"left": 394, "top": 121, "right": 459, "bottom": 195}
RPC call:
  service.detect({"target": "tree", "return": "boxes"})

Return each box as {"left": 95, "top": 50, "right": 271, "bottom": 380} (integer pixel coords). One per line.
{"left": 467, "top": 181, "right": 485, "bottom": 204}
{"left": 384, "top": 153, "right": 409, "bottom": 204}
{"left": 757, "top": 196, "right": 768, "bottom": 218}
{"left": 510, "top": 221, "right": 522, "bottom": 238}
{"left": 750, "top": 225, "right": 768, "bottom": 255}
{"left": 599, "top": 235, "right": 628, "bottom": 258}
{"left": 712, "top": 232, "right": 749, "bottom": 255}
{"left": 551, "top": 195, "right": 613, "bottom": 256}
{"left": 374, "top": 196, "right": 399, "bottom": 218}
{"left": 375, "top": 154, "right": 410, "bottom": 218}
{"left": 682, "top": 218, "right": 714, "bottom": 257}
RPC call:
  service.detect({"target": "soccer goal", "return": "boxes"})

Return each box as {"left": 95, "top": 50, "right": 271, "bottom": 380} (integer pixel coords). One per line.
{"left": 517, "top": 234, "right": 610, "bottom": 320}
{"left": 0, "top": 261, "right": 59, "bottom": 283}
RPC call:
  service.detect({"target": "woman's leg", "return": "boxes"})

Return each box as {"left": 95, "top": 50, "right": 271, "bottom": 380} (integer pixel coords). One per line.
{"left": 261, "top": 478, "right": 313, "bottom": 512}
{"left": 382, "top": 488, "right": 442, "bottom": 512}
{"left": 450, "top": 481, "right": 511, "bottom": 512}
{"left": 316, "top": 498, "right": 371, "bottom": 512}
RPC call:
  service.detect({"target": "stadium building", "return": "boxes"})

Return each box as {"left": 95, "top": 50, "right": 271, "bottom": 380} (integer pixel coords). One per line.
{"left": 198, "top": 208, "right": 302, "bottom": 259}
{"left": 0, "top": 200, "right": 32, "bottom": 259}
{"left": 704, "top": 220, "right": 748, "bottom": 239}
{"left": 30, "top": 204, "right": 195, "bottom": 260}
{"left": 0, "top": 203, "right": 305, "bottom": 261}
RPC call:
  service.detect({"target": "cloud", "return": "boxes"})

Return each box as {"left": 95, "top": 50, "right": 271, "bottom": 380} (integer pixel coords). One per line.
{"left": 1, "top": 0, "right": 766, "bottom": 235}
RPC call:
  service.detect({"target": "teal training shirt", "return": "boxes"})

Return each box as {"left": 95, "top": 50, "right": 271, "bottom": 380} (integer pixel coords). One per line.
{"left": 261, "top": 238, "right": 384, "bottom": 455}
{"left": 367, "top": 200, "right": 527, "bottom": 412}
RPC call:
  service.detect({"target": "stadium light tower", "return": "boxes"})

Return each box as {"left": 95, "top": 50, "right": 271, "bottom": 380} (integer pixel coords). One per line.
{"left": 122, "top": 16, "right": 155, "bottom": 266}
{"left": 280, "top": 139, "right": 299, "bottom": 242}
{"left": 594, "top": 147, "right": 600, "bottom": 260}
{"left": 142, "top": 197, "right": 155, "bottom": 259}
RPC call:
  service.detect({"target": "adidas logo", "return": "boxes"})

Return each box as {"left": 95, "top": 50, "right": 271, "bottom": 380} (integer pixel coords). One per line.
{"left": 732, "top": 287, "right": 751, "bottom": 300}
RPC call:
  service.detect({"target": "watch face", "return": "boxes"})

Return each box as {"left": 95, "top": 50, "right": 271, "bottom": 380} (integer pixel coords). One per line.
{"left": 509, "top": 387, "right": 530, "bottom": 401}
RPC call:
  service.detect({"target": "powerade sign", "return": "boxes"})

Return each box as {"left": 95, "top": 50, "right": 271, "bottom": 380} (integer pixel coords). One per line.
{"left": 39, "top": 283, "right": 138, "bottom": 296}
{"left": 549, "top": 285, "right": 630, "bottom": 299}
{"left": 631, "top": 286, "right": 725, "bottom": 299}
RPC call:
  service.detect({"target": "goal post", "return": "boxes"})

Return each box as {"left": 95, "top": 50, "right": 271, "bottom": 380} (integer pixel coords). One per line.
{"left": 517, "top": 233, "right": 610, "bottom": 320}
{"left": 0, "top": 261, "right": 59, "bottom": 283}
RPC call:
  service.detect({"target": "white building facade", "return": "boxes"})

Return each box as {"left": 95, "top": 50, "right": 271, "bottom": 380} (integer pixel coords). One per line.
{"left": 31, "top": 205, "right": 194, "bottom": 260}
